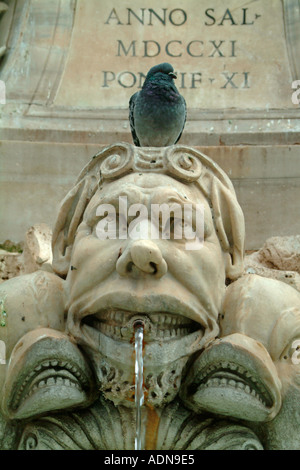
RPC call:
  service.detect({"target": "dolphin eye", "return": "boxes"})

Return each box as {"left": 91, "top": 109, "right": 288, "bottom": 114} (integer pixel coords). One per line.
{"left": 280, "top": 339, "right": 300, "bottom": 364}
{"left": 291, "top": 340, "right": 300, "bottom": 365}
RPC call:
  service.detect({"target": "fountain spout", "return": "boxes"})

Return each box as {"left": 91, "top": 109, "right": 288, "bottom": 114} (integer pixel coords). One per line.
{"left": 134, "top": 320, "right": 145, "bottom": 451}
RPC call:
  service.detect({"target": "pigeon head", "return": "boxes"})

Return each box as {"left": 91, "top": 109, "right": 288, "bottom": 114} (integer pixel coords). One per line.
{"left": 145, "top": 63, "right": 177, "bottom": 82}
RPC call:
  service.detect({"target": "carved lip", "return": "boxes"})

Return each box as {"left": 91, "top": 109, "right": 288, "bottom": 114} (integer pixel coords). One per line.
{"left": 180, "top": 334, "right": 282, "bottom": 422}
{"left": 82, "top": 310, "right": 199, "bottom": 342}
{"left": 68, "top": 290, "right": 212, "bottom": 345}
{"left": 69, "top": 289, "right": 211, "bottom": 325}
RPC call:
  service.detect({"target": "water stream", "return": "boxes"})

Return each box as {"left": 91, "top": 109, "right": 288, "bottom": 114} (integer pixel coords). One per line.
{"left": 134, "top": 321, "right": 145, "bottom": 451}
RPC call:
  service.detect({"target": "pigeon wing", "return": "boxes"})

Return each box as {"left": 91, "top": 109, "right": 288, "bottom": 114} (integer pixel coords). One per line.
{"left": 129, "top": 92, "right": 141, "bottom": 147}
{"left": 174, "top": 96, "right": 187, "bottom": 145}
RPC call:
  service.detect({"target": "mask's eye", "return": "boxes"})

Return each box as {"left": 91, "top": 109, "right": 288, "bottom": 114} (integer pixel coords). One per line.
{"left": 168, "top": 217, "right": 186, "bottom": 240}
{"left": 117, "top": 212, "right": 128, "bottom": 238}
{"left": 95, "top": 212, "right": 116, "bottom": 240}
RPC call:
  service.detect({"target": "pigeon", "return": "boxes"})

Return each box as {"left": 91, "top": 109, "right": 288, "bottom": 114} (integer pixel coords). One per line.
{"left": 129, "top": 63, "right": 186, "bottom": 147}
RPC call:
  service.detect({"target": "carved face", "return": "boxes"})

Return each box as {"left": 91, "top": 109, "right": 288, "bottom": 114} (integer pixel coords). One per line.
{"left": 65, "top": 173, "right": 227, "bottom": 406}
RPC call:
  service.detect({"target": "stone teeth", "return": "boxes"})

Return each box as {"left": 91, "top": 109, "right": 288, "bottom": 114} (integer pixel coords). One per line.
{"left": 95, "top": 311, "right": 194, "bottom": 335}
{"left": 99, "top": 317, "right": 195, "bottom": 341}
{"left": 12, "top": 357, "right": 86, "bottom": 410}
{"left": 110, "top": 311, "right": 116, "bottom": 321}
{"left": 120, "top": 326, "right": 127, "bottom": 337}
{"left": 199, "top": 375, "right": 267, "bottom": 403}
{"left": 198, "top": 361, "right": 271, "bottom": 403}
{"left": 115, "top": 312, "right": 123, "bottom": 322}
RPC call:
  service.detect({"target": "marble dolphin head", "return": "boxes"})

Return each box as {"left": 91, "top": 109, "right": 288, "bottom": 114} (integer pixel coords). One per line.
{"left": 1, "top": 328, "right": 96, "bottom": 420}
{"left": 220, "top": 274, "right": 300, "bottom": 398}
{"left": 181, "top": 274, "right": 300, "bottom": 433}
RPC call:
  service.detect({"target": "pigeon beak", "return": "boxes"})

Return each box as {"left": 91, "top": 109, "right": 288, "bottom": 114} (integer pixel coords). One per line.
{"left": 169, "top": 71, "right": 177, "bottom": 79}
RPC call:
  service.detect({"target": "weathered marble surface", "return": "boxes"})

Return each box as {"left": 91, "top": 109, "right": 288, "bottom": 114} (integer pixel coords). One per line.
{"left": 244, "top": 236, "right": 300, "bottom": 292}
{"left": 0, "top": 144, "right": 299, "bottom": 450}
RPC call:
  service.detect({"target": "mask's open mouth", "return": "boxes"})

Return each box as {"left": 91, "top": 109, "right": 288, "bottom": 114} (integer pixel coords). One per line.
{"left": 81, "top": 310, "right": 200, "bottom": 343}
{"left": 78, "top": 310, "right": 204, "bottom": 408}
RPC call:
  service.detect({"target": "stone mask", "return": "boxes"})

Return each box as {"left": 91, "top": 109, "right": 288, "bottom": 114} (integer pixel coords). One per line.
{"left": 50, "top": 143, "right": 245, "bottom": 407}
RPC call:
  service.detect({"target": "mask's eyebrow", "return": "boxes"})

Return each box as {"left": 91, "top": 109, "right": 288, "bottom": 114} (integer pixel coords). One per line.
{"left": 84, "top": 187, "right": 143, "bottom": 225}
{"left": 151, "top": 189, "right": 209, "bottom": 220}
{"left": 151, "top": 189, "right": 195, "bottom": 207}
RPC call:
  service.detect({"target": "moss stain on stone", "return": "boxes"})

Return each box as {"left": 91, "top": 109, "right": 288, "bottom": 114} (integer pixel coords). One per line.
{"left": 0, "top": 297, "right": 7, "bottom": 327}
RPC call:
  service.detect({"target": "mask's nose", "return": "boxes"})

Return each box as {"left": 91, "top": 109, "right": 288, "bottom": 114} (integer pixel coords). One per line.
{"left": 116, "top": 239, "right": 168, "bottom": 278}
